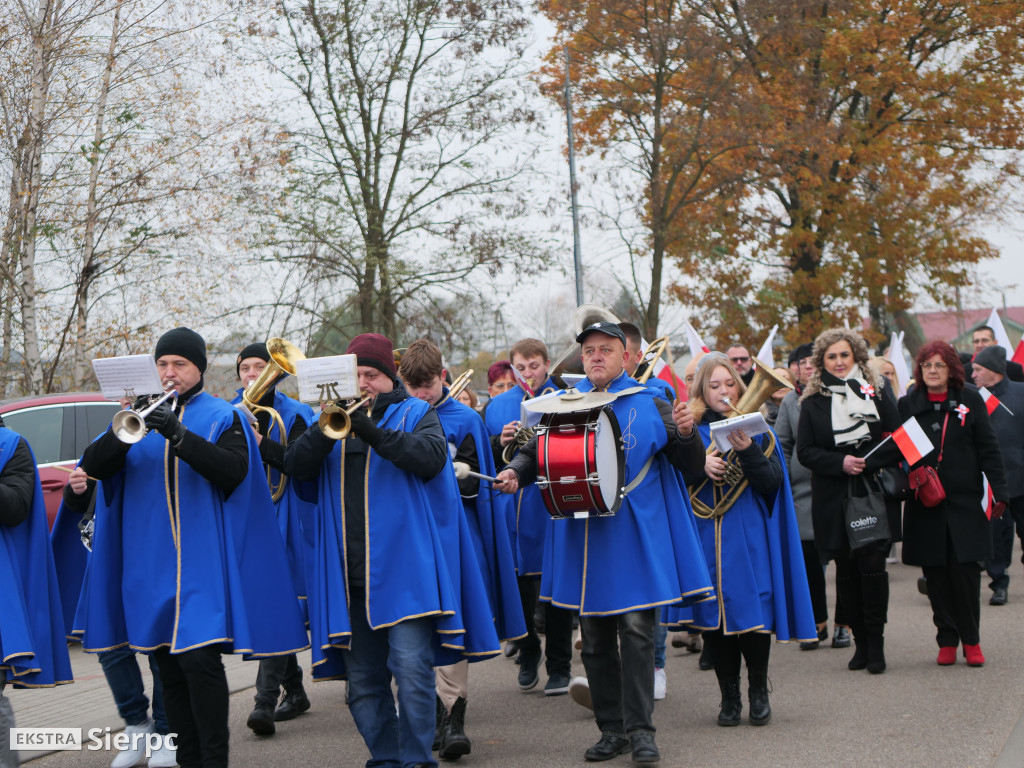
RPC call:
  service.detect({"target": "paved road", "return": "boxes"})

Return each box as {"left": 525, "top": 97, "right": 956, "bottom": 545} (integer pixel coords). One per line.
{"left": 8, "top": 558, "right": 1024, "bottom": 767}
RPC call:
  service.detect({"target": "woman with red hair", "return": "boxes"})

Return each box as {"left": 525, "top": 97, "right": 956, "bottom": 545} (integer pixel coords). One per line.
{"left": 899, "top": 340, "right": 1008, "bottom": 667}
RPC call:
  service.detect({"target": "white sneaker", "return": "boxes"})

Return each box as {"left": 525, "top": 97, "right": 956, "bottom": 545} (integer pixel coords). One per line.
{"left": 110, "top": 720, "right": 153, "bottom": 768}
{"left": 147, "top": 739, "right": 177, "bottom": 768}
{"left": 653, "top": 667, "right": 667, "bottom": 701}
{"left": 568, "top": 676, "right": 593, "bottom": 710}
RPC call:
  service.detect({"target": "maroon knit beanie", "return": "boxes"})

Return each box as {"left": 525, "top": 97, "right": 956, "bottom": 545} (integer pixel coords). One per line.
{"left": 347, "top": 333, "right": 397, "bottom": 379}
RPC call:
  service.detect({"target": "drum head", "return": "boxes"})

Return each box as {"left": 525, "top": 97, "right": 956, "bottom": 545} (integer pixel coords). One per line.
{"left": 594, "top": 409, "right": 624, "bottom": 512}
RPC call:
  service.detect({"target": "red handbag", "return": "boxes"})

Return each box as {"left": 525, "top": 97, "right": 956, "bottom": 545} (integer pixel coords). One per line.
{"left": 908, "top": 413, "right": 948, "bottom": 508}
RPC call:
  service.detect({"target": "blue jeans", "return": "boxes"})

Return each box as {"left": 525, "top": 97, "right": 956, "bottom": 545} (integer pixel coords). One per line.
{"left": 343, "top": 589, "right": 437, "bottom": 768}
{"left": 654, "top": 608, "right": 667, "bottom": 669}
{"left": 98, "top": 647, "right": 168, "bottom": 734}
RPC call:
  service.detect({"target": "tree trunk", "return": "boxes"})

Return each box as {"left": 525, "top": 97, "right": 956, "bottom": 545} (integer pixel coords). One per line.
{"left": 74, "top": 0, "right": 123, "bottom": 387}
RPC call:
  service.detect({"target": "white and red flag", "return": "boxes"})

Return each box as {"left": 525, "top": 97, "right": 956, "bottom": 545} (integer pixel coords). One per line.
{"left": 509, "top": 362, "right": 535, "bottom": 398}
{"left": 756, "top": 325, "right": 778, "bottom": 368}
{"left": 684, "top": 321, "right": 710, "bottom": 356}
{"left": 978, "top": 386, "right": 1014, "bottom": 416}
{"left": 639, "top": 335, "right": 684, "bottom": 397}
{"left": 886, "top": 331, "right": 911, "bottom": 398}
{"left": 982, "top": 473, "right": 994, "bottom": 519}
{"left": 890, "top": 416, "right": 936, "bottom": 465}
{"left": 984, "top": 307, "right": 1014, "bottom": 357}
{"left": 1013, "top": 339, "right": 1024, "bottom": 367}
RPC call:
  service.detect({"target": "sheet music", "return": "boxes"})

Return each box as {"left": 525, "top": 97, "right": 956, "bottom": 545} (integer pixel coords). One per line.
{"left": 708, "top": 411, "right": 771, "bottom": 453}
{"left": 91, "top": 355, "right": 164, "bottom": 401}
{"left": 295, "top": 355, "right": 359, "bottom": 404}
{"left": 522, "top": 390, "right": 560, "bottom": 428}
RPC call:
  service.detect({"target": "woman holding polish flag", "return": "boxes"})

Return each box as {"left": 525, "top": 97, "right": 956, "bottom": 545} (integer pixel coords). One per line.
{"left": 898, "top": 341, "right": 1008, "bottom": 668}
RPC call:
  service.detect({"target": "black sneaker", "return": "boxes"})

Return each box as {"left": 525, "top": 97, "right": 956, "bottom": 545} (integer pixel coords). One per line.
{"left": 517, "top": 647, "right": 541, "bottom": 690}
{"left": 831, "top": 626, "right": 852, "bottom": 649}
{"left": 544, "top": 672, "right": 571, "bottom": 696}
{"left": 630, "top": 730, "right": 660, "bottom": 764}
{"left": 584, "top": 732, "right": 630, "bottom": 762}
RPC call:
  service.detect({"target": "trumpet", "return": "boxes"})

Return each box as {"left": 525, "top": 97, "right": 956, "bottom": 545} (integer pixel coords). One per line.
{"left": 319, "top": 394, "right": 374, "bottom": 440}
{"left": 111, "top": 387, "right": 179, "bottom": 444}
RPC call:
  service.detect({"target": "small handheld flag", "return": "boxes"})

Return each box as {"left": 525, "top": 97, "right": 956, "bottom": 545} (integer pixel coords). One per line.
{"left": 979, "top": 386, "right": 1014, "bottom": 416}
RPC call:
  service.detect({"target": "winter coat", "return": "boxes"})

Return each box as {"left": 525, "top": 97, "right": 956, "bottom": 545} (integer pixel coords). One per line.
{"left": 899, "top": 386, "right": 1009, "bottom": 567}
{"left": 979, "top": 378, "right": 1024, "bottom": 499}
{"left": 776, "top": 390, "right": 813, "bottom": 541}
{"left": 797, "top": 381, "right": 902, "bottom": 552}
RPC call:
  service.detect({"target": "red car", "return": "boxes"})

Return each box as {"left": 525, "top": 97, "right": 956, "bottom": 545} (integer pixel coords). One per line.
{"left": 0, "top": 392, "right": 121, "bottom": 529}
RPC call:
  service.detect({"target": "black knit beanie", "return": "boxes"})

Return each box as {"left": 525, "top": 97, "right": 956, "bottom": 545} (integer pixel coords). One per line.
{"left": 154, "top": 327, "right": 207, "bottom": 373}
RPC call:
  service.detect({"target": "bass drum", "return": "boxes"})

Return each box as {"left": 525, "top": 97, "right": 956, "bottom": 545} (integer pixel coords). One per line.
{"left": 536, "top": 405, "right": 625, "bottom": 519}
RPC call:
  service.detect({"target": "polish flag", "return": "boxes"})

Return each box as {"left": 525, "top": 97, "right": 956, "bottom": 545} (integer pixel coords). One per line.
{"left": 509, "top": 363, "right": 535, "bottom": 397}
{"left": 982, "top": 473, "right": 994, "bottom": 519}
{"left": 979, "top": 386, "right": 1001, "bottom": 415}
{"left": 639, "top": 335, "right": 685, "bottom": 399}
{"left": 886, "top": 331, "right": 911, "bottom": 398}
{"left": 984, "top": 307, "right": 1014, "bottom": 357}
{"left": 1013, "top": 339, "right": 1024, "bottom": 367}
{"left": 756, "top": 325, "right": 778, "bottom": 369}
{"left": 891, "top": 417, "right": 936, "bottom": 465}
{"left": 684, "top": 321, "right": 710, "bottom": 356}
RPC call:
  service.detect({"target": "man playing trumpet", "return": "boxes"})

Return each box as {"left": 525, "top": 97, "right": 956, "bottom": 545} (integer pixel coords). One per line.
{"left": 73, "top": 327, "right": 308, "bottom": 768}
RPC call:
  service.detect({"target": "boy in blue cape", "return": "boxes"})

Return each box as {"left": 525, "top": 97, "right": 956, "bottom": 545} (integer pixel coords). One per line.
{"left": 72, "top": 327, "right": 309, "bottom": 768}
{"left": 285, "top": 332, "right": 499, "bottom": 768}
{"left": 497, "top": 322, "right": 714, "bottom": 766}
{"left": 1, "top": 419, "right": 73, "bottom": 768}
{"left": 401, "top": 339, "right": 526, "bottom": 760}
{"left": 232, "top": 341, "right": 317, "bottom": 736}
{"left": 482, "top": 338, "right": 575, "bottom": 696}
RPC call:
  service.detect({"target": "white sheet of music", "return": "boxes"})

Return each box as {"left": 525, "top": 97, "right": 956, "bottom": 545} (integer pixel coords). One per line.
{"left": 295, "top": 355, "right": 359, "bottom": 404}
{"left": 91, "top": 355, "right": 164, "bottom": 401}
{"left": 708, "top": 411, "right": 771, "bottom": 453}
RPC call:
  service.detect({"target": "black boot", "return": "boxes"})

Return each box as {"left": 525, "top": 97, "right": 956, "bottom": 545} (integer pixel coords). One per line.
{"left": 246, "top": 700, "right": 276, "bottom": 736}
{"left": 837, "top": 573, "right": 867, "bottom": 670}
{"left": 716, "top": 677, "right": 741, "bottom": 727}
{"left": 433, "top": 696, "right": 444, "bottom": 751}
{"left": 747, "top": 667, "right": 771, "bottom": 726}
{"left": 439, "top": 697, "right": 471, "bottom": 760}
{"left": 274, "top": 686, "right": 311, "bottom": 721}
{"left": 848, "top": 627, "right": 868, "bottom": 671}
{"left": 863, "top": 572, "right": 889, "bottom": 674}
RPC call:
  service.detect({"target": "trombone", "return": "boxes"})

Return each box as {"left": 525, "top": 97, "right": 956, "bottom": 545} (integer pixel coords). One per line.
{"left": 243, "top": 337, "right": 306, "bottom": 501}
{"left": 319, "top": 394, "right": 374, "bottom": 440}
{"left": 448, "top": 369, "right": 474, "bottom": 403}
{"left": 112, "top": 387, "right": 179, "bottom": 444}
{"left": 635, "top": 337, "right": 669, "bottom": 384}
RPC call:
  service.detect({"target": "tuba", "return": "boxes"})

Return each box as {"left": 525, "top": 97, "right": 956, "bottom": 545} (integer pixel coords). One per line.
{"left": 243, "top": 337, "right": 306, "bottom": 502}
{"left": 690, "top": 357, "right": 793, "bottom": 519}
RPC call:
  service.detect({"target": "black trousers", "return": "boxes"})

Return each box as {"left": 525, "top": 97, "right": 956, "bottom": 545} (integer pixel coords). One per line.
{"left": 517, "top": 575, "right": 573, "bottom": 677}
{"left": 153, "top": 646, "right": 228, "bottom": 768}
{"left": 802, "top": 540, "right": 828, "bottom": 625}
{"left": 254, "top": 654, "right": 303, "bottom": 706}
{"left": 580, "top": 609, "right": 656, "bottom": 736}
{"left": 985, "top": 495, "right": 1024, "bottom": 590}
{"left": 702, "top": 629, "right": 771, "bottom": 682}
{"left": 923, "top": 534, "right": 982, "bottom": 648}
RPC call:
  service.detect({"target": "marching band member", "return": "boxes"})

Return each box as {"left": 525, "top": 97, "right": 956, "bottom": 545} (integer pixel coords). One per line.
{"left": 1, "top": 417, "right": 73, "bottom": 768}
{"left": 73, "top": 327, "right": 308, "bottom": 768}
{"left": 497, "top": 322, "right": 713, "bottom": 765}
{"left": 232, "top": 342, "right": 315, "bottom": 736}
{"left": 284, "top": 332, "right": 499, "bottom": 768}
{"left": 483, "top": 339, "right": 575, "bottom": 696}
{"left": 401, "top": 339, "right": 526, "bottom": 760}
{"left": 675, "top": 353, "right": 815, "bottom": 727}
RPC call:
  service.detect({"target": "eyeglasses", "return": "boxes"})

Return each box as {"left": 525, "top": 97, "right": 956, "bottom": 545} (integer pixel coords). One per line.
{"left": 729, "top": 356, "right": 750, "bottom": 364}
{"left": 921, "top": 362, "right": 948, "bottom": 371}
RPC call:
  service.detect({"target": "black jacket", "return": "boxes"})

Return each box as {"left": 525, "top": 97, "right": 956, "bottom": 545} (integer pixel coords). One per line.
{"left": 977, "top": 378, "right": 1024, "bottom": 499}
{"left": 796, "top": 381, "right": 902, "bottom": 551}
{"left": 899, "top": 386, "right": 1008, "bottom": 567}
{"left": 284, "top": 381, "right": 447, "bottom": 588}
{"left": 0, "top": 421, "right": 38, "bottom": 527}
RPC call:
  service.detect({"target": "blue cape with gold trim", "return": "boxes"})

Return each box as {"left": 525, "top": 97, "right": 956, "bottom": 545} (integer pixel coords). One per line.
{"left": 666, "top": 422, "right": 816, "bottom": 641}
{"left": 0, "top": 429, "right": 73, "bottom": 687}
{"left": 537, "top": 373, "right": 715, "bottom": 615}
{"left": 72, "top": 392, "right": 308, "bottom": 658}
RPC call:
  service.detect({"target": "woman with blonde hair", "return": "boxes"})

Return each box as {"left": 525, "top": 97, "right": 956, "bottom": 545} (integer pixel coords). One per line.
{"left": 797, "top": 329, "right": 901, "bottom": 674}
{"left": 672, "top": 353, "right": 814, "bottom": 727}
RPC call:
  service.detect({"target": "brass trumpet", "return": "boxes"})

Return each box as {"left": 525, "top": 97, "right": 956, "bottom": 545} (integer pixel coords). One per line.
{"left": 447, "top": 369, "right": 474, "bottom": 403}
{"left": 112, "top": 387, "right": 179, "bottom": 444}
{"left": 319, "top": 394, "right": 374, "bottom": 440}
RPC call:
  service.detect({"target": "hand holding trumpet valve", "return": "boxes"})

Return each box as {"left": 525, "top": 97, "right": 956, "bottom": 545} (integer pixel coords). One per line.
{"left": 144, "top": 401, "right": 187, "bottom": 447}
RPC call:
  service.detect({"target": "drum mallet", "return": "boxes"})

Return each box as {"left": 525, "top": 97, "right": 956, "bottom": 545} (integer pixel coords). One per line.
{"left": 453, "top": 461, "right": 505, "bottom": 485}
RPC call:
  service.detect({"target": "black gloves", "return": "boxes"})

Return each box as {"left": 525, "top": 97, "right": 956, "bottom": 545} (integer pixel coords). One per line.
{"left": 144, "top": 402, "right": 188, "bottom": 447}
{"left": 347, "top": 406, "right": 380, "bottom": 444}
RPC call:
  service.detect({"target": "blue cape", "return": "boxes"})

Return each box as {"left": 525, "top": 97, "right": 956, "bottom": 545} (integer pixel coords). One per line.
{"left": 296, "top": 395, "right": 499, "bottom": 681}
{"left": 666, "top": 422, "right": 816, "bottom": 641}
{"left": 0, "top": 428, "right": 73, "bottom": 687}
{"left": 537, "top": 373, "right": 715, "bottom": 615}
{"left": 50, "top": 497, "right": 89, "bottom": 640}
{"left": 232, "top": 388, "right": 316, "bottom": 619}
{"left": 644, "top": 377, "right": 675, "bottom": 401}
{"left": 483, "top": 377, "right": 560, "bottom": 575}
{"left": 73, "top": 391, "right": 309, "bottom": 658}
{"left": 435, "top": 394, "right": 526, "bottom": 643}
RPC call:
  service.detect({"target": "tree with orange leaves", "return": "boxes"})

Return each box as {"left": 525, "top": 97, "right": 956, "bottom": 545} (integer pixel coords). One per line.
{"left": 666, "top": 0, "right": 1024, "bottom": 347}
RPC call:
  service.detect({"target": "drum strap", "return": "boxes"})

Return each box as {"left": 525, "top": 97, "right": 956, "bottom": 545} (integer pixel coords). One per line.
{"left": 623, "top": 456, "right": 655, "bottom": 495}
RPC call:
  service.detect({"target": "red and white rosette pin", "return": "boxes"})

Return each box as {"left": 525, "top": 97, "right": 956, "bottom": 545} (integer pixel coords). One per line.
{"left": 955, "top": 403, "right": 969, "bottom": 426}
{"left": 859, "top": 383, "right": 875, "bottom": 398}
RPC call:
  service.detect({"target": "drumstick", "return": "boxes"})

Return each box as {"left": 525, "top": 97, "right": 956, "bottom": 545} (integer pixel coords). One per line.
{"left": 453, "top": 461, "right": 505, "bottom": 485}
{"left": 52, "top": 465, "right": 100, "bottom": 482}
